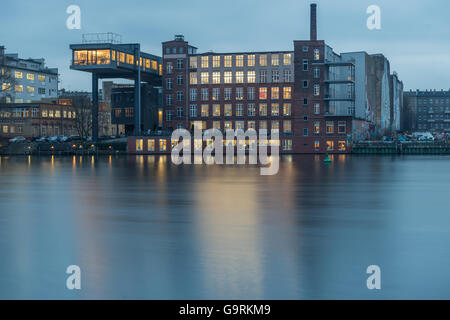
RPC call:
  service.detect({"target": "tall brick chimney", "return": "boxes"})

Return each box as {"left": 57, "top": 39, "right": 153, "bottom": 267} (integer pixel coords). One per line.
{"left": 310, "top": 3, "right": 317, "bottom": 41}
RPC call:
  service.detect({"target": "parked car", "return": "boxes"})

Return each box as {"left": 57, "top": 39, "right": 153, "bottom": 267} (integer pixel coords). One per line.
{"left": 67, "top": 135, "right": 83, "bottom": 142}
{"left": 9, "top": 136, "right": 26, "bottom": 143}
{"left": 48, "top": 136, "right": 59, "bottom": 142}
{"left": 57, "top": 135, "right": 69, "bottom": 142}
{"left": 36, "top": 137, "right": 48, "bottom": 143}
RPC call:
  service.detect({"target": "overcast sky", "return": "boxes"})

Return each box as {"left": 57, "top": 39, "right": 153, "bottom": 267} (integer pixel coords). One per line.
{"left": 1, "top": 0, "right": 449, "bottom": 91}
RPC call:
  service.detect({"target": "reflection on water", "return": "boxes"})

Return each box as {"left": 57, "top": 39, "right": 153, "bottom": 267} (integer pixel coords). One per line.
{"left": 0, "top": 155, "right": 450, "bottom": 299}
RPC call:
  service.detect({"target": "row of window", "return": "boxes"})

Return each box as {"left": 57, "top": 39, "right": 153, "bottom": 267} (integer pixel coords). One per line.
{"left": 9, "top": 71, "right": 47, "bottom": 82}
{"left": 167, "top": 103, "right": 323, "bottom": 119}
{"left": 189, "top": 53, "right": 293, "bottom": 69}
{"left": 1, "top": 83, "right": 47, "bottom": 95}
{"left": 417, "top": 106, "right": 450, "bottom": 112}
{"left": 186, "top": 70, "right": 293, "bottom": 85}
{"left": 417, "top": 98, "right": 450, "bottom": 105}
{"left": 0, "top": 108, "right": 76, "bottom": 119}
{"left": 135, "top": 138, "right": 345, "bottom": 153}
{"left": 166, "top": 87, "right": 292, "bottom": 105}
{"left": 1, "top": 124, "right": 76, "bottom": 136}
{"left": 113, "top": 108, "right": 134, "bottom": 118}
{"left": 73, "top": 50, "right": 162, "bottom": 74}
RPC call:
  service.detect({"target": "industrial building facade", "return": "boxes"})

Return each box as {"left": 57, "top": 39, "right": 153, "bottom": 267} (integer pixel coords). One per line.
{"left": 160, "top": 4, "right": 403, "bottom": 154}
{"left": 403, "top": 90, "right": 450, "bottom": 132}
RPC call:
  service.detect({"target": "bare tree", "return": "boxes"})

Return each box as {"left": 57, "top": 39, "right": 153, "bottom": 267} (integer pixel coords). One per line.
{"left": 0, "top": 49, "right": 16, "bottom": 103}
{"left": 71, "top": 95, "right": 92, "bottom": 140}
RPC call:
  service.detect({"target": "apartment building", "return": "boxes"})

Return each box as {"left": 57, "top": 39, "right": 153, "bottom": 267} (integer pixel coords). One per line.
{"left": 0, "top": 46, "right": 58, "bottom": 104}
{"left": 403, "top": 89, "right": 450, "bottom": 132}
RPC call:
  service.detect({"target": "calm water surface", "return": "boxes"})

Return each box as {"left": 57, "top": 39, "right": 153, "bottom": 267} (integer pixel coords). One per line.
{"left": 0, "top": 154, "right": 449, "bottom": 299}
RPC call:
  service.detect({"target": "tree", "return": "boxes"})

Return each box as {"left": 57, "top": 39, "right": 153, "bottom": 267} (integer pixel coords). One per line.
{"left": 0, "top": 49, "right": 16, "bottom": 103}
{"left": 71, "top": 95, "right": 92, "bottom": 140}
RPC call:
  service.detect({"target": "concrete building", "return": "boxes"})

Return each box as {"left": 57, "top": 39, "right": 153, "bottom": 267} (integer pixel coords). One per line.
{"left": 159, "top": 4, "right": 403, "bottom": 153}
{"left": 0, "top": 46, "right": 58, "bottom": 104}
{"left": 69, "top": 34, "right": 162, "bottom": 141}
{"left": 109, "top": 82, "right": 162, "bottom": 136}
{"left": 403, "top": 89, "right": 450, "bottom": 132}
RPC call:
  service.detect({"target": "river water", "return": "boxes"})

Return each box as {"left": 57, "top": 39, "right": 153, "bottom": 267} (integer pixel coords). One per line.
{"left": 0, "top": 154, "right": 449, "bottom": 299}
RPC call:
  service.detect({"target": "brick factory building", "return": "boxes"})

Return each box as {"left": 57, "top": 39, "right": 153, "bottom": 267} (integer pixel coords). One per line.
{"left": 160, "top": 3, "right": 403, "bottom": 154}
{"left": 0, "top": 100, "right": 77, "bottom": 143}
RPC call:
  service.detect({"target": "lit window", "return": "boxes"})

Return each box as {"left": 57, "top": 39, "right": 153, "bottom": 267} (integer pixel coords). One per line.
{"left": 235, "top": 121, "right": 244, "bottom": 130}
{"left": 15, "top": 71, "right": 23, "bottom": 79}
{"left": 224, "top": 72, "right": 232, "bottom": 84}
{"left": 190, "top": 72, "right": 197, "bottom": 85}
{"left": 96, "top": 50, "right": 110, "bottom": 64}
{"left": 27, "top": 73, "right": 35, "bottom": 81}
{"left": 147, "top": 140, "right": 155, "bottom": 151}
{"left": 236, "top": 71, "right": 244, "bottom": 83}
{"left": 314, "top": 141, "right": 320, "bottom": 151}
{"left": 1, "top": 83, "right": 11, "bottom": 91}
{"left": 259, "top": 103, "right": 267, "bottom": 116}
{"left": 15, "top": 85, "right": 23, "bottom": 92}
{"left": 27, "top": 86, "right": 35, "bottom": 94}
{"left": 327, "top": 141, "right": 334, "bottom": 151}
{"left": 201, "top": 56, "right": 209, "bottom": 68}
{"left": 271, "top": 103, "right": 279, "bottom": 116}
{"left": 314, "top": 121, "right": 320, "bottom": 134}
{"left": 259, "top": 55, "right": 267, "bottom": 66}
{"left": 224, "top": 56, "right": 232, "bottom": 68}
{"left": 247, "top": 55, "right": 255, "bottom": 67}
{"left": 338, "top": 141, "right": 346, "bottom": 151}
{"left": 201, "top": 104, "right": 209, "bottom": 117}
{"left": 136, "top": 139, "right": 143, "bottom": 152}
{"left": 326, "top": 121, "right": 334, "bottom": 134}
{"left": 224, "top": 121, "right": 232, "bottom": 130}
{"left": 314, "top": 85, "right": 320, "bottom": 96}
{"left": 272, "top": 120, "right": 279, "bottom": 131}
{"left": 213, "top": 104, "right": 221, "bottom": 117}
{"left": 212, "top": 72, "right": 221, "bottom": 84}
{"left": 236, "top": 55, "right": 244, "bottom": 67}
{"left": 260, "top": 120, "right": 267, "bottom": 130}
{"left": 271, "top": 54, "right": 279, "bottom": 66}
{"left": 247, "top": 71, "right": 256, "bottom": 83}
{"left": 201, "top": 72, "right": 209, "bottom": 84}
{"left": 126, "top": 54, "right": 134, "bottom": 65}
{"left": 314, "top": 49, "right": 320, "bottom": 60}
{"left": 160, "top": 139, "right": 167, "bottom": 151}
{"left": 213, "top": 56, "right": 220, "bottom": 68}
{"left": 213, "top": 121, "right": 221, "bottom": 129}
{"left": 283, "top": 87, "right": 292, "bottom": 99}
{"left": 271, "top": 87, "right": 279, "bottom": 100}
{"left": 259, "top": 87, "right": 267, "bottom": 100}
{"left": 224, "top": 104, "right": 232, "bottom": 117}
{"left": 284, "top": 120, "right": 292, "bottom": 133}
{"left": 248, "top": 121, "right": 256, "bottom": 130}
{"left": 189, "top": 57, "right": 197, "bottom": 68}
{"left": 283, "top": 53, "right": 292, "bottom": 65}
{"left": 283, "top": 103, "right": 291, "bottom": 116}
